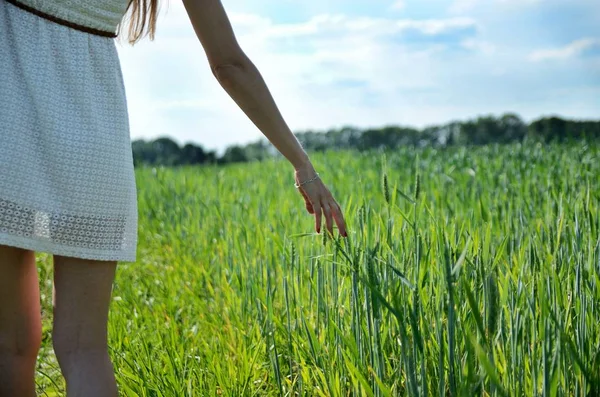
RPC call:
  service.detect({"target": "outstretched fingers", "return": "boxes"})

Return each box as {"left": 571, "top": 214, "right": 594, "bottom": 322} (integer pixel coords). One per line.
{"left": 322, "top": 203, "right": 334, "bottom": 235}
{"left": 311, "top": 193, "right": 347, "bottom": 237}
{"left": 331, "top": 200, "right": 348, "bottom": 237}
{"left": 296, "top": 172, "right": 348, "bottom": 238}
{"left": 312, "top": 201, "right": 322, "bottom": 234}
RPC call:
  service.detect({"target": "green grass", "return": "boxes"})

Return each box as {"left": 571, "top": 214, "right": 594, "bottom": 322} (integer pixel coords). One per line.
{"left": 35, "top": 142, "right": 599, "bottom": 396}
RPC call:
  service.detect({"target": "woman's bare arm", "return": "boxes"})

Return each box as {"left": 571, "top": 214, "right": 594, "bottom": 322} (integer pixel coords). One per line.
{"left": 182, "top": 0, "right": 347, "bottom": 237}
{"left": 182, "top": 0, "right": 310, "bottom": 169}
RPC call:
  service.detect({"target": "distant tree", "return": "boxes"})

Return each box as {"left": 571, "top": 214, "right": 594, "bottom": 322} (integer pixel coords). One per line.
{"left": 205, "top": 150, "right": 218, "bottom": 164}
{"left": 181, "top": 143, "right": 207, "bottom": 165}
{"left": 328, "top": 126, "right": 362, "bottom": 150}
{"left": 460, "top": 116, "right": 499, "bottom": 145}
{"left": 243, "top": 141, "right": 272, "bottom": 161}
{"left": 529, "top": 116, "right": 600, "bottom": 142}
{"left": 498, "top": 113, "right": 527, "bottom": 143}
{"left": 131, "top": 115, "right": 600, "bottom": 167}
{"left": 222, "top": 145, "right": 248, "bottom": 163}
{"left": 449, "top": 114, "right": 527, "bottom": 145}
{"left": 296, "top": 130, "right": 331, "bottom": 152}
{"left": 132, "top": 140, "right": 152, "bottom": 166}
{"left": 150, "top": 137, "right": 182, "bottom": 166}
{"left": 530, "top": 116, "right": 568, "bottom": 142}
{"left": 132, "top": 138, "right": 214, "bottom": 166}
{"left": 357, "top": 126, "right": 420, "bottom": 150}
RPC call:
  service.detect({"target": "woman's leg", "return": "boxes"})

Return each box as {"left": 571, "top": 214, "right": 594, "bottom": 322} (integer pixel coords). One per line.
{"left": 0, "top": 245, "right": 41, "bottom": 397}
{"left": 52, "top": 256, "right": 118, "bottom": 397}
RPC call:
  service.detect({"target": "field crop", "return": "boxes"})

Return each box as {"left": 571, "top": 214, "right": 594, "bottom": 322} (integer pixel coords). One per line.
{"left": 35, "top": 143, "right": 599, "bottom": 396}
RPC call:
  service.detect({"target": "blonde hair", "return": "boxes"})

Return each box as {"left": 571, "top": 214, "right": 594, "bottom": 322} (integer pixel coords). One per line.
{"left": 120, "top": 0, "right": 160, "bottom": 44}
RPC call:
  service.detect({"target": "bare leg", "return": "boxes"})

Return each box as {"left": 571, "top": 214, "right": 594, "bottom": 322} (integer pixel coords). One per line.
{"left": 52, "top": 256, "right": 118, "bottom": 397}
{"left": 0, "top": 245, "right": 41, "bottom": 397}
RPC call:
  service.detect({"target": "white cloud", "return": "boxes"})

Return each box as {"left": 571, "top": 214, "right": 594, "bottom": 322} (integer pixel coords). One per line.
{"left": 227, "top": 13, "right": 477, "bottom": 39}
{"left": 450, "top": 0, "right": 541, "bottom": 13}
{"left": 529, "top": 38, "right": 600, "bottom": 61}
{"left": 396, "top": 17, "right": 477, "bottom": 35}
{"left": 116, "top": 4, "right": 482, "bottom": 149}
{"left": 461, "top": 38, "right": 495, "bottom": 54}
{"left": 496, "top": 0, "right": 541, "bottom": 5}
{"left": 115, "top": 1, "right": 600, "bottom": 151}
{"left": 390, "top": 0, "right": 406, "bottom": 10}
{"left": 449, "top": 0, "right": 479, "bottom": 13}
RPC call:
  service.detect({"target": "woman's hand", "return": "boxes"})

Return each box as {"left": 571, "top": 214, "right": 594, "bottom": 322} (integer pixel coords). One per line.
{"left": 295, "top": 164, "right": 348, "bottom": 237}
{"left": 183, "top": 1, "right": 347, "bottom": 236}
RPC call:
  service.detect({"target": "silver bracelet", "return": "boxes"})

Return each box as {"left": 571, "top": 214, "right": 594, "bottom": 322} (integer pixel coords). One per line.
{"left": 295, "top": 173, "right": 320, "bottom": 188}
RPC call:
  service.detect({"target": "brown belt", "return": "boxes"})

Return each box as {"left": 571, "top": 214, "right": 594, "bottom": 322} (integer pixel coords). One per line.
{"left": 5, "top": 0, "right": 118, "bottom": 38}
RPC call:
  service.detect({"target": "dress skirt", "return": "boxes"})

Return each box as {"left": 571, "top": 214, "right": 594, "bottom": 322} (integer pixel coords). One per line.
{"left": 0, "top": 0, "right": 138, "bottom": 262}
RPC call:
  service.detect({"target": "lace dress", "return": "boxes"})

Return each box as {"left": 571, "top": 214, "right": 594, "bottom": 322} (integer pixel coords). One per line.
{"left": 0, "top": 0, "right": 138, "bottom": 261}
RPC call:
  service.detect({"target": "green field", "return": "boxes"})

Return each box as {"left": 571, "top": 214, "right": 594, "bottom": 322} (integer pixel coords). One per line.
{"left": 35, "top": 143, "right": 599, "bottom": 396}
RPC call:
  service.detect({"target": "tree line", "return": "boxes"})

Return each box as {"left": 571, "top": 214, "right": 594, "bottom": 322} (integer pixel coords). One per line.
{"left": 131, "top": 113, "right": 600, "bottom": 166}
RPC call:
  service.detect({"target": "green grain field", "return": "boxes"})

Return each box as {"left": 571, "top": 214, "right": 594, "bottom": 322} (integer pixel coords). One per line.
{"left": 35, "top": 143, "right": 599, "bottom": 396}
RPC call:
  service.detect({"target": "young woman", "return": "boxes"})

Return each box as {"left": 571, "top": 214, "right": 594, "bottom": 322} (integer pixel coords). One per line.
{"left": 0, "top": 0, "right": 348, "bottom": 395}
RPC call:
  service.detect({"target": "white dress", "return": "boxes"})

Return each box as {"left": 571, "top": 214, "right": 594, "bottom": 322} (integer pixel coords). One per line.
{"left": 0, "top": 0, "right": 137, "bottom": 262}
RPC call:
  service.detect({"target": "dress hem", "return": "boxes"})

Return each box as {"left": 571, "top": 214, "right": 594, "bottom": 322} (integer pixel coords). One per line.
{"left": 0, "top": 231, "right": 136, "bottom": 262}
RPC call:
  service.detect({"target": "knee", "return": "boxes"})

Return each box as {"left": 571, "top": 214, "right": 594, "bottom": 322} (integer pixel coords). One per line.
{"left": 51, "top": 327, "right": 72, "bottom": 362}
{"left": 52, "top": 322, "right": 108, "bottom": 365}
{"left": 0, "top": 322, "right": 42, "bottom": 361}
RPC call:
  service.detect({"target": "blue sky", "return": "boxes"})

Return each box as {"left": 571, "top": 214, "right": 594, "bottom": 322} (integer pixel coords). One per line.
{"left": 116, "top": 0, "right": 600, "bottom": 151}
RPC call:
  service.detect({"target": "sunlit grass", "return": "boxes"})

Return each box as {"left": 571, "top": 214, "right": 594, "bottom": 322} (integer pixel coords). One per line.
{"left": 35, "top": 142, "right": 599, "bottom": 396}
